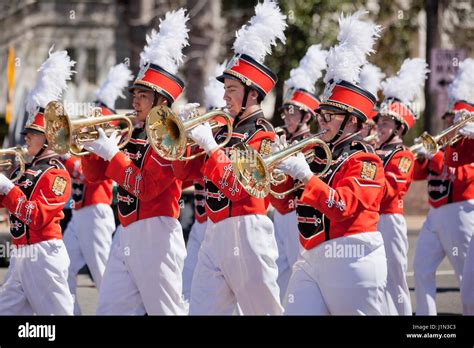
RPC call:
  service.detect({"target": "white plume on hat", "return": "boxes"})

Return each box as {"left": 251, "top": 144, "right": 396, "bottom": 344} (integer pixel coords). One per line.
{"left": 381, "top": 58, "right": 429, "bottom": 104}
{"left": 95, "top": 63, "right": 133, "bottom": 109}
{"left": 26, "top": 47, "right": 76, "bottom": 121}
{"left": 285, "top": 44, "right": 328, "bottom": 93}
{"left": 448, "top": 58, "right": 474, "bottom": 104}
{"left": 205, "top": 60, "right": 227, "bottom": 109}
{"left": 324, "top": 11, "right": 382, "bottom": 85}
{"left": 358, "top": 63, "right": 385, "bottom": 96}
{"left": 139, "top": 8, "right": 190, "bottom": 74}
{"left": 233, "top": 0, "right": 287, "bottom": 64}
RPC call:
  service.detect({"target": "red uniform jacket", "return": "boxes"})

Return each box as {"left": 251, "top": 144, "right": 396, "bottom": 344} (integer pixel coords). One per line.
{"left": 61, "top": 155, "right": 113, "bottom": 209}
{"left": 269, "top": 128, "right": 311, "bottom": 215}
{"left": 173, "top": 110, "right": 276, "bottom": 224}
{"left": 376, "top": 142, "right": 414, "bottom": 215}
{"left": 414, "top": 138, "right": 474, "bottom": 207}
{"left": 81, "top": 125, "right": 182, "bottom": 227}
{"left": 271, "top": 134, "right": 385, "bottom": 250}
{"left": 0, "top": 152, "right": 71, "bottom": 246}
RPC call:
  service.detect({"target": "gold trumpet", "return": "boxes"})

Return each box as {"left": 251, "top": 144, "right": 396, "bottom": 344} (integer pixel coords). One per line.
{"left": 146, "top": 105, "right": 234, "bottom": 161}
{"left": 44, "top": 101, "right": 134, "bottom": 156}
{"left": 0, "top": 146, "right": 27, "bottom": 182}
{"left": 363, "top": 133, "right": 379, "bottom": 144}
{"left": 410, "top": 111, "right": 474, "bottom": 159}
{"left": 231, "top": 131, "right": 332, "bottom": 199}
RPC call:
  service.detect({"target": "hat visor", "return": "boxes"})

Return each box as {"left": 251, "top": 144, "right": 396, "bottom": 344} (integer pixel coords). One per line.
{"left": 128, "top": 83, "right": 155, "bottom": 93}
{"left": 316, "top": 103, "right": 348, "bottom": 115}
{"left": 317, "top": 103, "right": 367, "bottom": 122}
{"left": 216, "top": 73, "right": 240, "bottom": 84}
{"left": 21, "top": 128, "right": 44, "bottom": 136}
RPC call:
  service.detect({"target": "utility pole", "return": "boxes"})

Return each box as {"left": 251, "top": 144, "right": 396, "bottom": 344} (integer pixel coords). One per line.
{"left": 424, "top": 0, "right": 440, "bottom": 134}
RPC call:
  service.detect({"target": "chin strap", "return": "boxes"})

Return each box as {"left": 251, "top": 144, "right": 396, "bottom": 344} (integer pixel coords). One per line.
{"left": 33, "top": 142, "right": 47, "bottom": 160}
{"left": 237, "top": 87, "right": 251, "bottom": 118}
{"left": 379, "top": 123, "right": 402, "bottom": 148}
{"left": 328, "top": 114, "right": 351, "bottom": 145}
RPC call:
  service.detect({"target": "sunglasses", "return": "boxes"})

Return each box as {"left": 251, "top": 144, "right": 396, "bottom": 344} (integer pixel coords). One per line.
{"left": 316, "top": 112, "right": 347, "bottom": 123}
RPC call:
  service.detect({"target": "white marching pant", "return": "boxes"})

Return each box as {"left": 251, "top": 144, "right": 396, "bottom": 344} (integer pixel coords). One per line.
{"left": 462, "top": 235, "right": 474, "bottom": 315}
{"left": 283, "top": 232, "right": 387, "bottom": 315}
{"left": 273, "top": 210, "right": 301, "bottom": 300}
{"left": 413, "top": 199, "right": 474, "bottom": 315}
{"left": 189, "top": 214, "right": 283, "bottom": 315}
{"left": 0, "top": 239, "right": 73, "bottom": 315}
{"left": 96, "top": 216, "right": 187, "bottom": 315}
{"left": 63, "top": 203, "right": 115, "bottom": 314}
{"left": 378, "top": 213, "right": 412, "bottom": 315}
{"left": 182, "top": 220, "right": 207, "bottom": 301}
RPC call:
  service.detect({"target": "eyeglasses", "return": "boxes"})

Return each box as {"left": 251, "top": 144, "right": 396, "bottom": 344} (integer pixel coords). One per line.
{"left": 316, "top": 112, "right": 347, "bottom": 123}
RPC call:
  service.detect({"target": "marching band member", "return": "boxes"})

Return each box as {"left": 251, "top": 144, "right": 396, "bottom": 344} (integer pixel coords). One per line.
{"left": 181, "top": 61, "right": 227, "bottom": 302}
{"left": 81, "top": 9, "right": 190, "bottom": 315}
{"left": 374, "top": 58, "right": 429, "bottom": 315}
{"left": 269, "top": 44, "right": 328, "bottom": 299}
{"left": 173, "top": 0, "right": 287, "bottom": 315}
{"left": 273, "top": 11, "right": 387, "bottom": 315}
{"left": 61, "top": 63, "right": 133, "bottom": 314}
{"left": 0, "top": 49, "right": 75, "bottom": 315}
{"left": 413, "top": 58, "right": 474, "bottom": 315}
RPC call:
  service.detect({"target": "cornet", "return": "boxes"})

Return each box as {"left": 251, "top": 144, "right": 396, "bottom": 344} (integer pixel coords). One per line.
{"left": 0, "top": 146, "right": 27, "bottom": 182}
{"left": 146, "top": 105, "right": 234, "bottom": 161}
{"left": 363, "top": 133, "right": 379, "bottom": 144}
{"left": 231, "top": 131, "right": 332, "bottom": 199}
{"left": 410, "top": 111, "right": 473, "bottom": 159}
{"left": 44, "top": 101, "right": 134, "bottom": 156}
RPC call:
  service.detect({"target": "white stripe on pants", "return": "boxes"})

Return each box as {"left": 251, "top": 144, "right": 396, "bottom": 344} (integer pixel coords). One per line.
{"left": 182, "top": 220, "right": 207, "bottom": 301}
{"left": 378, "top": 213, "right": 412, "bottom": 315}
{"left": 96, "top": 216, "right": 187, "bottom": 315}
{"left": 189, "top": 214, "right": 283, "bottom": 315}
{"left": 63, "top": 203, "right": 115, "bottom": 314}
{"left": 0, "top": 239, "right": 73, "bottom": 315}
{"left": 413, "top": 199, "right": 474, "bottom": 315}
{"left": 283, "top": 232, "right": 387, "bottom": 315}
{"left": 273, "top": 210, "right": 301, "bottom": 300}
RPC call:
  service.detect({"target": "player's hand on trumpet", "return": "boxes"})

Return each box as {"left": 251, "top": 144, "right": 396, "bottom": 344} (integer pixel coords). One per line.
{"left": 0, "top": 173, "right": 14, "bottom": 195}
{"left": 274, "top": 135, "right": 313, "bottom": 183}
{"left": 412, "top": 136, "right": 434, "bottom": 161}
{"left": 84, "top": 128, "right": 121, "bottom": 161}
{"left": 186, "top": 122, "right": 218, "bottom": 155}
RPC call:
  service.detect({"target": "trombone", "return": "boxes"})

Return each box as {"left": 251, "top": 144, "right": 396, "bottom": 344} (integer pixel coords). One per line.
{"left": 410, "top": 111, "right": 474, "bottom": 159}
{"left": 231, "top": 131, "right": 332, "bottom": 199}
{"left": 146, "top": 105, "right": 234, "bottom": 161}
{"left": 0, "top": 146, "right": 27, "bottom": 182}
{"left": 44, "top": 101, "right": 134, "bottom": 156}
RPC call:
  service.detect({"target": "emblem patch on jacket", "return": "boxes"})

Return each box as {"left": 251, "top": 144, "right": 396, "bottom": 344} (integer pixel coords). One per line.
{"left": 398, "top": 157, "right": 412, "bottom": 174}
{"left": 360, "top": 161, "right": 377, "bottom": 180}
{"left": 52, "top": 176, "right": 67, "bottom": 196}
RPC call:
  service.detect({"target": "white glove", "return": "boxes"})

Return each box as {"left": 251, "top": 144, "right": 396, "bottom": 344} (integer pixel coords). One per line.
{"left": 0, "top": 173, "right": 14, "bottom": 195}
{"left": 276, "top": 152, "right": 313, "bottom": 182}
{"left": 84, "top": 128, "right": 120, "bottom": 161}
{"left": 187, "top": 122, "right": 218, "bottom": 154}
{"left": 413, "top": 137, "right": 433, "bottom": 160}
{"left": 178, "top": 102, "right": 201, "bottom": 121}
{"left": 272, "top": 134, "right": 287, "bottom": 153}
